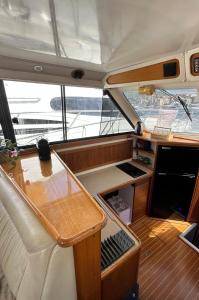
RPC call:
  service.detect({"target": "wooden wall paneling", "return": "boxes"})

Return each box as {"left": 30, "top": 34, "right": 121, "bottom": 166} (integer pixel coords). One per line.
{"left": 107, "top": 59, "right": 180, "bottom": 85}
{"left": 74, "top": 231, "right": 101, "bottom": 300}
{"left": 53, "top": 133, "right": 133, "bottom": 151}
{"left": 58, "top": 140, "right": 133, "bottom": 173}
{"left": 187, "top": 172, "right": 199, "bottom": 222}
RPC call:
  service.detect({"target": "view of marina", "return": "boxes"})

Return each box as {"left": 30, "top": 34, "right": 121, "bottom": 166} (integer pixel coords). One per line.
{"left": 1, "top": 81, "right": 199, "bottom": 147}
{"left": 1, "top": 81, "right": 132, "bottom": 146}
{"left": 124, "top": 89, "right": 199, "bottom": 134}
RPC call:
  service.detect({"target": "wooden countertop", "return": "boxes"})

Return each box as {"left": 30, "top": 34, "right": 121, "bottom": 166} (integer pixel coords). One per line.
{"left": 133, "top": 132, "right": 199, "bottom": 146}
{"left": 1, "top": 151, "right": 106, "bottom": 247}
{"left": 78, "top": 160, "right": 153, "bottom": 196}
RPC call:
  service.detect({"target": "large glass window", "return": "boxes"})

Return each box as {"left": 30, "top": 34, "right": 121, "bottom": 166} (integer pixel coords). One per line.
{"left": 63, "top": 86, "right": 133, "bottom": 140}
{"left": 4, "top": 81, "right": 63, "bottom": 146}
{"left": 1, "top": 81, "right": 133, "bottom": 146}
{"left": 124, "top": 88, "right": 199, "bottom": 134}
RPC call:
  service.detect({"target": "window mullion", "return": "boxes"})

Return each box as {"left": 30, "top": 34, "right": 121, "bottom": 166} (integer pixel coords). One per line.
{"left": 61, "top": 85, "right": 67, "bottom": 141}
{"left": 0, "top": 80, "right": 16, "bottom": 143}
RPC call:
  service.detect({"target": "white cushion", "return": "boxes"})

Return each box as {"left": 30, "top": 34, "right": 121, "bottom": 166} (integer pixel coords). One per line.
{"left": 0, "top": 171, "right": 77, "bottom": 300}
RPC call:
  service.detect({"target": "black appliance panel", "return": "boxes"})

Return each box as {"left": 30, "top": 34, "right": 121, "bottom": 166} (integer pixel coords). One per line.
{"left": 156, "top": 146, "right": 199, "bottom": 174}
{"left": 150, "top": 145, "right": 199, "bottom": 219}
{"left": 117, "top": 163, "right": 146, "bottom": 178}
{"left": 151, "top": 172, "right": 196, "bottom": 218}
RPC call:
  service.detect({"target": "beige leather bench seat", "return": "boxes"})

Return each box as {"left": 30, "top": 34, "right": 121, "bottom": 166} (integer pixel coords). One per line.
{"left": 0, "top": 171, "right": 77, "bottom": 300}
{"left": 0, "top": 266, "right": 15, "bottom": 300}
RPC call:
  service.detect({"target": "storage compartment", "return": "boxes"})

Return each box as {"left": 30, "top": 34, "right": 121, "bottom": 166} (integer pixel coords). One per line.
{"left": 102, "top": 185, "right": 134, "bottom": 225}
{"left": 133, "top": 137, "right": 156, "bottom": 170}
{"left": 180, "top": 224, "right": 199, "bottom": 253}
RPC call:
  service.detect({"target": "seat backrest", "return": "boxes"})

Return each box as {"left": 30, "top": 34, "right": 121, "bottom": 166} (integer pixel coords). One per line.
{"left": 0, "top": 170, "right": 77, "bottom": 300}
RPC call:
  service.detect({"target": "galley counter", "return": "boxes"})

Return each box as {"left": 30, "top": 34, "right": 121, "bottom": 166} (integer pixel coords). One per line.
{"left": 0, "top": 150, "right": 142, "bottom": 300}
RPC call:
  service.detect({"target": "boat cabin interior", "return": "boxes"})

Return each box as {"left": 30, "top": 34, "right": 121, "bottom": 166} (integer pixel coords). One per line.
{"left": 0, "top": 1, "right": 199, "bottom": 300}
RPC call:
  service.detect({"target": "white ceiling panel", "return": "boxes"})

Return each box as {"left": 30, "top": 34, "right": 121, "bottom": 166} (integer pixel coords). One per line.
{"left": 0, "top": 0, "right": 199, "bottom": 72}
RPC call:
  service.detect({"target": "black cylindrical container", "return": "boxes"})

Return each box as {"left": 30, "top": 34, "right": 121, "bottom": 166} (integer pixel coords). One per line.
{"left": 37, "top": 139, "right": 51, "bottom": 161}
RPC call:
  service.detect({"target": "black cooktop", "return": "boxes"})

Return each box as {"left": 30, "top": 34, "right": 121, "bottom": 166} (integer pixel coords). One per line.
{"left": 116, "top": 162, "right": 146, "bottom": 178}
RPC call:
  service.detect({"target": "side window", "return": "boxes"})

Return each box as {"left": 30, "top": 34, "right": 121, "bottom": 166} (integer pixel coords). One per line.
{"left": 123, "top": 88, "right": 199, "bottom": 134}
{"left": 63, "top": 86, "right": 133, "bottom": 140}
{"left": 100, "top": 93, "right": 133, "bottom": 136}
{"left": 64, "top": 86, "right": 103, "bottom": 140}
{"left": 1, "top": 81, "right": 133, "bottom": 146}
{"left": 0, "top": 124, "right": 3, "bottom": 140}
{"left": 4, "top": 81, "right": 63, "bottom": 146}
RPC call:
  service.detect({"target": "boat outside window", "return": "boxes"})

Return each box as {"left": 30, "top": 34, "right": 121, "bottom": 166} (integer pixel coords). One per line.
{"left": 123, "top": 88, "right": 199, "bottom": 135}
{"left": 4, "top": 81, "right": 63, "bottom": 146}
{"left": 2, "top": 81, "right": 133, "bottom": 146}
{"left": 63, "top": 86, "right": 133, "bottom": 140}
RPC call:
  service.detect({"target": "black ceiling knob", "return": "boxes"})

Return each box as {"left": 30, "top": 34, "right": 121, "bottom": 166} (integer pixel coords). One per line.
{"left": 71, "top": 69, "right": 85, "bottom": 79}
{"left": 12, "top": 117, "right": 19, "bottom": 124}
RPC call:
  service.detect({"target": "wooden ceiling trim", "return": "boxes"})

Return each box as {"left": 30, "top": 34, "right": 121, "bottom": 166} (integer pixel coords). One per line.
{"left": 106, "top": 59, "right": 180, "bottom": 85}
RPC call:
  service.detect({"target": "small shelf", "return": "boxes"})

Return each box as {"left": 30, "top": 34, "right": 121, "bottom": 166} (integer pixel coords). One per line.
{"left": 134, "top": 148, "right": 154, "bottom": 159}
{"left": 133, "top": 159, "right": 154, "bottom": 170}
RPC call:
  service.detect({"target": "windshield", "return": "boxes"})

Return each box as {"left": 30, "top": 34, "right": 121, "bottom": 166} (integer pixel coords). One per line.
{"left": 123, "top": 88, "right": 199, "bottom": 135}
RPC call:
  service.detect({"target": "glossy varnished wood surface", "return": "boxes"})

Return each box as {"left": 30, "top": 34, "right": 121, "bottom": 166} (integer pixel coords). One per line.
{"left": 133, "top": 132, "right": 199, "bottom": 146}
{"left": 1, "top": 151, "right": 106, "bottom": 246}
{"left": 106, "top": 59, "right": 180, "bottom": 85}
{"left": 58, "top": 139, "right": 133, "bottom": 173}
{"left": 131, "top": 185, "right": 199, "bottom": 300}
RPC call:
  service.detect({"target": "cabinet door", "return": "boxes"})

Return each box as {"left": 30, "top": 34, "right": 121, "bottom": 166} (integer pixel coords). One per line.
{"left": 188, "top": 173, "right": 199, "bottom": 222}
{"left": 150, "top": 173, "right": 196, "bottom": 219}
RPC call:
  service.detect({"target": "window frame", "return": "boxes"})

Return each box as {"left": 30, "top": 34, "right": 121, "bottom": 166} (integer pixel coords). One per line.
{"left": 0, "top": 80, "right": 134, "bottom": 148}
{"left": 122, "top": 87, "right": 199, "bottom": 136}
{"left": 0, "top": 80, "right": 16, "bottom": 142}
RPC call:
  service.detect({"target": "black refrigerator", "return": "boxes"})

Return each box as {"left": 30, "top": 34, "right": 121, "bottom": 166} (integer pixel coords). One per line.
{"left": 150, "top": 145, "right": 199, "bottom": 219}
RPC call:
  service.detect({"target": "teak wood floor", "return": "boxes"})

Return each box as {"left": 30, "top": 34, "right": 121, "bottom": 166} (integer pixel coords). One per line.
{"left": 130, "top": 183, "right": 199, "bottom": 300}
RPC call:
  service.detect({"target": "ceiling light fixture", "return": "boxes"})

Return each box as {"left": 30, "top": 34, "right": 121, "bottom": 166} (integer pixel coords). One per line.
{"left": 33, "top": 65, "right": 43, "bottom": 72}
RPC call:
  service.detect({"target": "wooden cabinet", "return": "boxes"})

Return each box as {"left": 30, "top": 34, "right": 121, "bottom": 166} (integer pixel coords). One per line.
{"left": 101, "top": 250, "right": 140, "bottom": 300}
{"left": 134, "top": 181, "right": 151, "bottom": 222}
{"left": 100, "top": 179, "right": 151, "bottom": 225}
{"left": 100, "top": 213, "right": 141, "bottom": 300}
